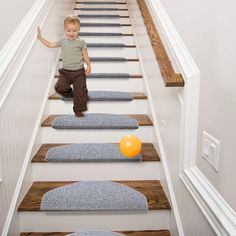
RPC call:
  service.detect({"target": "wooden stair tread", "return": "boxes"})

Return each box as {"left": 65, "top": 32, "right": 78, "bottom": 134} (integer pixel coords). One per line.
{"left": 32, "top": 143, "right": 160, "bottom": 163}
{"left": 41, "top": 114, "right": 153, "bottom": 127}
{"left": 48, "top": 92, "right": 147, "bottom": 100}
{"left": 20, "top": 230, "right": 171, "bottom": 236}
{"left": 18, "top": 180, "right": 171, "bottom": 211}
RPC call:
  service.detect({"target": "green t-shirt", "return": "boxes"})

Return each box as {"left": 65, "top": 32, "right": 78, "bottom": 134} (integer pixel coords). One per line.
{"left": 56, "top": 37, "right": 87, "bottom": 70}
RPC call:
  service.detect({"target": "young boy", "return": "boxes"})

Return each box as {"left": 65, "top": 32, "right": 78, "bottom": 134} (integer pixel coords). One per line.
{"left": 37, "top": 15, "right": 91, "bottom": 117}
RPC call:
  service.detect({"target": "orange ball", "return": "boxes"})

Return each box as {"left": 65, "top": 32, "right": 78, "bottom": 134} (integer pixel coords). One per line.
{"left": 119, "top": 135, "right": 142, "bottom": 158}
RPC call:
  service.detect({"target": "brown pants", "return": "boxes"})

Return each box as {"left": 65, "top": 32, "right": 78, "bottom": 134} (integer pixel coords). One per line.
{"left": 55, "top": 68, "right": 88, "bottom": 113}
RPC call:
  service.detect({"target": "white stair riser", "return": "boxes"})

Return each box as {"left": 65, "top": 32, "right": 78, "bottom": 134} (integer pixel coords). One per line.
{"left": 32, "top": 162, "right": 160, "bottom": 181}
{"left": 75, "top": 10, "right": 129, "bottom": 16}
{"left": 87, "top": 48, "right": 137, "bottom": 57}
{"left": 80, "top": 35, "right": 135, "bottom": 44}
{"left": 41, "top": 127, "right": 153, "bottom": 143}
{"left": 19, "top": 210, "right": 169, "bottom": 231}
{"left": 80, "top": 18, "right": 130, "bottom": 24}
{"left": 58, "top": 61, "right": 141, "bottom": 74}
{"left": 51, "top": 79, "right": 144, "bottom": 92}
{"left": 80, "top": 26, "right": 132, "bottom": 33}
{"left": 48, "top": 100, "right": 147, "bottom": 114}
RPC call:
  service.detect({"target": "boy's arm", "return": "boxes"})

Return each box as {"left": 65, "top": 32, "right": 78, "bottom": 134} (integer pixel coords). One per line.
{"left": 37, "top": 27, "right": 59, "bottom": 48}
{"left": 82, "top": 48, "right": 91, "bottom": 75}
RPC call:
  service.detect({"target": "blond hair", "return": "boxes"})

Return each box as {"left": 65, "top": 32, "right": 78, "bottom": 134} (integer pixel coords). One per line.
{"left": 64, "top": 15, "right": 80, "bottom": 26}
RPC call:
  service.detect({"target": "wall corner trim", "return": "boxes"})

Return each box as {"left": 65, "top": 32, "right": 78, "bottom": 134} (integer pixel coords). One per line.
{"left": 180, "top": 166, "right": 236, "bottom": 236}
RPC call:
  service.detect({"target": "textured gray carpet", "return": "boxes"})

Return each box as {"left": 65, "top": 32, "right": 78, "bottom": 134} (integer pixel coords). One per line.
{"left": 78, "top": 14, "right": 121, "bottom": 18}
{"left": 87, "top": 73, "right": 129, "bottom": 78}
{"left": 78, "top": 2, "right": 126, "bottom": 4}
{"left": 66, "top": 231, "right": 125, "bottom": 236}
{"left": 81, "top": 23, "right": 123, "bottom": 27}
{"left": 78, "top": 8, "right": 119, "bottom": 11}
{"left": 45, "top": 143, "right": 142, "bottom": 162}
{"left": 90, "top": 57, "right": 127, "bottom": 62}
{"left": 87, "top": 43, "right": 126, "bottom": 48}
{"left": 61, "top": 91, "right": 133, "bottom": 101}
{"left": 40, "top": 181, "right": 148, "bottom": 211}
{"left": 79, "top": 32, "right": 123, "bottom": 36}
{"left": 52, "top": 114, "right": 139, "bottom": 129}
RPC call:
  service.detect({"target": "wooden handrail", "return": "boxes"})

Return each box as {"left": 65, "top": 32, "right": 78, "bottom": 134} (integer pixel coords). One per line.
{"left": 137, "top": 0, "right": 184, "bottom": 87}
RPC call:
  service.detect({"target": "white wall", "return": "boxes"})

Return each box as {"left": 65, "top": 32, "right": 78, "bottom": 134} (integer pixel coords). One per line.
{"left": 0, "top": 0, "right": 36, "bottom": 50}
{"left": 128, "top": 0, "right": 216, "bottom": 235}
{"left": 160, "top": 0, "right": 236, "bottom": 211}
{"left": 0, "top": 0, "right": 74, "bottom": 234}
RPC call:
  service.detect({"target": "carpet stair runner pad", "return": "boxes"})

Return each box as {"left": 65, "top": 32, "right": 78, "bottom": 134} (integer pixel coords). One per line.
{"left": 80, "top": 23, "right": 130, "bottom": 27}
{"left": 60, "top": 57, "right": 133, "bottom": 62}
{"left": 18, "top": 181, "right": 170, "bottom": 211}
{"left": 52, "top": 113, "right": 139, "bottom": 129}
{"left": 55, "top": 73, "right": 142, "bottom": 79}
{"left": 77, "top": 2, "right": 127, "bottom": 4}
{"left": 32, "top": 143, "right": 159, "bottom": 163}
{"left": 87, "top": 73, "right": 136, "bottom": 78}
{"left": 87, "top": 43, "right": 133, "bottom": 48}
{"left": 40, "top": 181, "right": 148, "bottom": 211}
{"left": 75, "top": 8, "right": 128, "bottom": 11}
{"left": 45, "top": 143, "right": 142, "bottom": 162}
{"left": 61, "top": 91, "right": 133, "bottom": 101}
{"left": 79, "top": 32, "right": 132, "bottom": 36}
{"left": 78, "top": 14, "right": 126, "bottom": 18}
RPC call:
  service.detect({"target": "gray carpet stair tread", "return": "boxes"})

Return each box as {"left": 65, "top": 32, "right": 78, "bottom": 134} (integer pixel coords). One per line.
{"left": 18, "top": 180, "right": 171, "bottom": 211}
{"left": 59, "top": 57, "right": 139, "bottom": 61}
{"left": 55, "top": 73, "right": 143, "bottom": 79}
{"left": 86, "top": 73, "right": 142, "bottom": 78}
{"left": 45, "top": 143, "right": 142, "bottom": 162}
{"left": 42, "top": 114, "right": 152, "bottom": 127}
{"left": 60, "top": 91, "right": 133, "bottom": 101}
{"left": 51, "top": 114, "right": 139, "bottom": 129}
{"left": 66, "top": 232, "right": 124, "bottom": 236}
{"left": 78, "top": 14, "right": 128, "bottom": 18}
{"left": 74, "top": 8, "right": 128, "bottom": 11}
{"left": 40, "top": 181, "right": 148, "bottom": 211}
{"left": 49, "top": 92, "right": 147, "bottom": 100}
{"left": 19, "top": 230, "right": 171, "bottom": 236}
{"left": 77, "top": 2, "right": 127, "bottom": 4}
{"left": 87, "top": 43, "right": 135, "bottom": 48}
{"left": 79, "top": 32, "right": 133, "bottom": 36}
{"left": 80, "top": 23, "right": 131, "bottom": 27}
{"left": 32, "top": 143, "right": 160, "bottom": 163}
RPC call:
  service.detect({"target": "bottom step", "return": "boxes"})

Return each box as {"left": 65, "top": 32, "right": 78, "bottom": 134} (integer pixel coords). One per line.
{"left": 20, "top": 230, "right": 171, "bottom": 235}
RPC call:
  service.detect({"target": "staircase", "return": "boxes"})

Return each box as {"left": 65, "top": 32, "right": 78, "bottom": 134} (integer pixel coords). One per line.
{"left": 18, "top": 1, "right": 171, "bottom": 235}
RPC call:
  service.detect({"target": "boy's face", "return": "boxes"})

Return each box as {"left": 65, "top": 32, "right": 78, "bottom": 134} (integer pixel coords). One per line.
{"left": 64, "top": 22, "right": 80, "bottom": 40}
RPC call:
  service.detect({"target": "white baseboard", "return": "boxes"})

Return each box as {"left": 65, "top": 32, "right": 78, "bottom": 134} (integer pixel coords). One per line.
{"left": 180, "top": 166, "right": 236, "bottom": 236}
